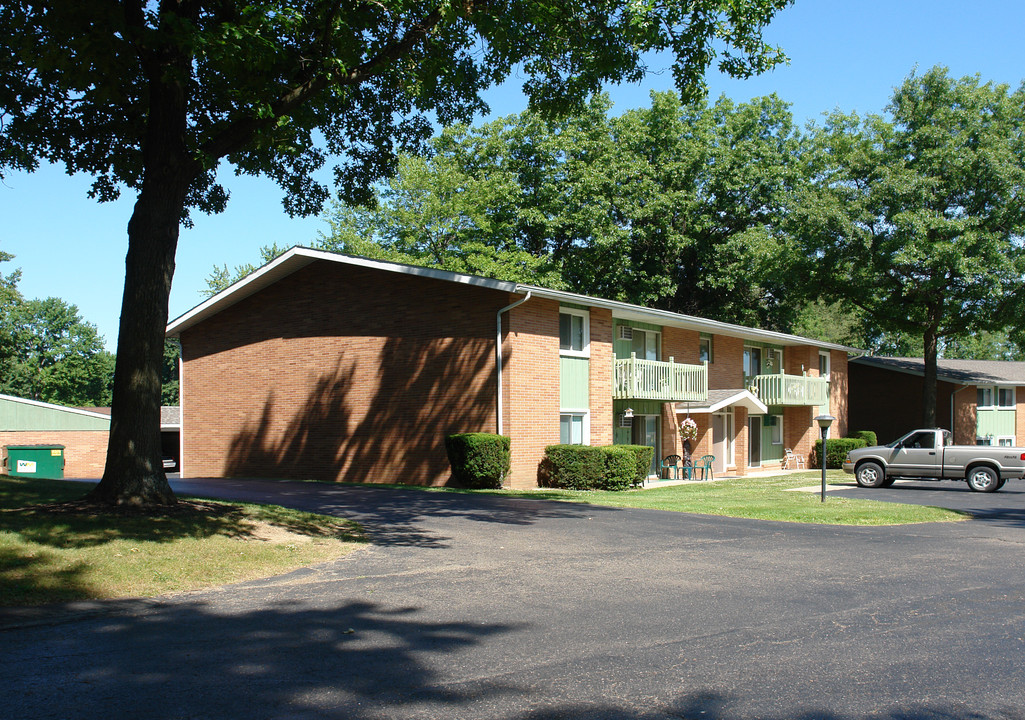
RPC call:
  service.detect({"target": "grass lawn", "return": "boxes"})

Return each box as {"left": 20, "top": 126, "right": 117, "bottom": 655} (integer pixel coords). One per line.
{"left": 444, "top": 471, "right": 969, "bottom": 526}
{"left": 0, "top": 477, "right": 366, "bottom": 608}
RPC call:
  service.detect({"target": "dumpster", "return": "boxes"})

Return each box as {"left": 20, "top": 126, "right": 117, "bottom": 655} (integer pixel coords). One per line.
{"left": 3, "top": 445, "right": 66, "bottom": 479}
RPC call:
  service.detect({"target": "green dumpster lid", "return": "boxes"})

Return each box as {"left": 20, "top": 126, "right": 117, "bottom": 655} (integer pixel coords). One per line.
{"left": 4, "top": 444, "right": 66, "bottom": 450}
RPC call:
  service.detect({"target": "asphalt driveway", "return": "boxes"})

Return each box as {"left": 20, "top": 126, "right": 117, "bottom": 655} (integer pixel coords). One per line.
{"left": 3, "top": 477, "right": 1025, "bottom": 720}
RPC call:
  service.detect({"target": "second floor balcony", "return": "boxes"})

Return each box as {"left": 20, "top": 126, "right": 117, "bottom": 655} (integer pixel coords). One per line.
{"left": 750, "top": 372, "right": 829, "bottom": 407}
{"left": 613, "top": 355, "right": 707, "bottom": 402}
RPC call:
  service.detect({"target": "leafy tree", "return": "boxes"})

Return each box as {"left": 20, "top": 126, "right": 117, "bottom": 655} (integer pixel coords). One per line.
{"left": 320, "top": 90, "right": 807, "bottom": 328}
{"left": 0, "top": 297, "right": 115, "bottom": 406}
{"left": 941, "top": 330, "right": 1025, "bottom": 361}
{"left": 203, "top": 243, "right": 289, "bottom": 297}
{"left": 1, "top": 0, "right": 792, "bottom": 505}
{"left": 798, "top": 67, "right": 1025, "bottom": 426}
{"left": 0, "top": 250, "right": 25, "bottom": 383}
{"left": 162, "top": 339, "right": 181, "bottom": 405}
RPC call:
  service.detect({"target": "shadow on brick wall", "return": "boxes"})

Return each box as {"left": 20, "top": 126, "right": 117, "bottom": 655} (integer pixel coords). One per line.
{"left": 224, "top": 336, "right": 496, "bottom": 485}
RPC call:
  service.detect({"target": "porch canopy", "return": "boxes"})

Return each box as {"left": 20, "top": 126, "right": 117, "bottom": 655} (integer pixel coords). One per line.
{"left": 674, "top": 389, "right": 768, "bottom": 416}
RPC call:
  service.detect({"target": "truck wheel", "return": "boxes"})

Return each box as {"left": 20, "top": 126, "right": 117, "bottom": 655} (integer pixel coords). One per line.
{"left": 966, "top": 466, "right": 999, "bottom": 493}
{"left": 997, "top": 477, "right": 1007, "bottom": 490}
{"left": 856, "top": 462, "right": 886, "bottom": 488}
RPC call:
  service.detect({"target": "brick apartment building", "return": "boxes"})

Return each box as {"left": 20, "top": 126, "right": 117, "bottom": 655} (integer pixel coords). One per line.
{"left": 850, "top": 356, "right": 1025, "bottom": 446}
{"left": 167, "top": 248, "right": 851, "bottom": 489}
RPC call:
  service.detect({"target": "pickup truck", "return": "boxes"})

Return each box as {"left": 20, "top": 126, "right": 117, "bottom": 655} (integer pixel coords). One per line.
{"left": 842, "top": 428, "right": 1025, "bottom": 492}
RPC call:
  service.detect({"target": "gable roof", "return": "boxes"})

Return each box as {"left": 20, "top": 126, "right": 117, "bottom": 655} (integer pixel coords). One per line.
{"left": 675, "top": 389, "right": 769, "bottom": 415}
{"left": 166, "top": 246, "right": 859, "bottom": 352}
{"left": 851, "top": 356, "right": 1025, "bottom": 385}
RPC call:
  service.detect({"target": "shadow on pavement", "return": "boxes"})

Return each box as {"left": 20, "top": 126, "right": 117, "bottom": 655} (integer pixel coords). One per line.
{"left": 171, "top": 478, "right": 619, "bottom": 548}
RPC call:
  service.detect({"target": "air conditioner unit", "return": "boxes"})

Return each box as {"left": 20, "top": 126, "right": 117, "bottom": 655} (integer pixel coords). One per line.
{"left": 618, "top": 325, "right": 633, "bottom": 340}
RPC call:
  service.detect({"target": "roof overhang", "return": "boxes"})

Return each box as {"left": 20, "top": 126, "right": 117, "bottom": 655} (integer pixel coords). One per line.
{"left": 674, "top": 389, "right": 769, "bottom": 415}
{"left": 166, "top": 246, "right": 859, "bottom": 354}
{"left": 166, "top": 246, "right": 519, "bottom": 337}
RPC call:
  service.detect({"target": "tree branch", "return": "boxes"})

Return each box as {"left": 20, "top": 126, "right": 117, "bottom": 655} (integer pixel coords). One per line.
{"left": 197, "top": 5, "right": 445, "bottom": 164}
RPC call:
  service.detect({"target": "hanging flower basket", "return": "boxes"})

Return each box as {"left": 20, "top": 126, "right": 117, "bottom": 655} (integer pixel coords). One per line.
{"left": 680, "top": 417, "right": 698, "bottom": 442}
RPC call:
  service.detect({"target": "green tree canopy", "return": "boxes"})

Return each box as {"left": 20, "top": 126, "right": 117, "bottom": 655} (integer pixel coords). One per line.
{"left": 319, "top": 90, "right": 808, "bottom": 328}
{"left": 0, "top": 252, "right": 115, "bottom": 406}
{"left": 797, "top": 66, "right": 1025, "bottom": 425}
{"left": 1, "top": 0, "right": 793, "bottom": 505}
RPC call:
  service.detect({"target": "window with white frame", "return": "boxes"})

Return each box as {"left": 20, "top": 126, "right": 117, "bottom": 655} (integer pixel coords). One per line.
{"left": 771, "top": 415, "right": 783, "bottom": 445}
{"left": 998, "top": 436, "right": 1015, "bottom": 447}
{"left": 559, "top": 411, "right": 589, "bottom": 445}
{"left": 977, "top": 386, "right": 1015, "bottom": 409}
{"left": 818, "top": 350, "right": 831, "bottom": 379}
{"left": 699, "top": 336, "right": 713, "bottom": 363}
{"left": 559, "top": 308, "right": 589, "bottom": 357}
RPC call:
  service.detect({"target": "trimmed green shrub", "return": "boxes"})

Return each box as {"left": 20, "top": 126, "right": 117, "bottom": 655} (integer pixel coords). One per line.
{"left": 813, "top": 437, "right": 867, "bottom": 469}
{"left": 847, "top": 430, "right": 878, "bottom": 447}
{"left": 445, "top": 433, "right": 510, "bottom": 489}
{"left": 620, "top": 444, "right": 655, "bottom": 485}
{"left": 541, "top": 445, "right": 605, "bottom": 489}
{"left": 600, "top": 446, "right": 638, "bottom": 491}
{"left": 540, "top": 444, "right": 652, "bottom": 490}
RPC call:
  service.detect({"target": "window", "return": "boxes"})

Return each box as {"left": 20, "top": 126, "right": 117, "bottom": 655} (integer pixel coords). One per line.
{"left": 743, "top": 347, "right": 762, "bottom": 378}
{"left": 559, "top": 308, "right": 589, "bottom": 357}
{"left": 818, "top": 350, "right": 831, "bottom": 379}
{"left": 560, "top": 412, "right": 588, "bottom": 445}
{"left": 699, "top": 336, "right": 713, "bottom": 363}
{"left": 999, "top": 388, "right": 1015, "bottom": 408}
{"left": 998, "top": 437, "right": 1015, "bottom": 447}
{"left": 903, "top": 431, "right": 935, "bottom": 449}
{"left": 978, "top": 386, "right": 1015, "bottom": 409}
{"left": 771, "top": 415, "right": 783, "bottom": 445}
{"left": 765, "top": 349, "right": 783, "bottom": 373}
{"left": 630, "top": 328, "right": 659, "bottom": 361}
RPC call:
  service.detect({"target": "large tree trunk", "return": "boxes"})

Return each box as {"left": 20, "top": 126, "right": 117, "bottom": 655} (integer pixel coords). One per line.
{"left": 87, "top": 26, "right": 194, "bottom": 506}
{"left": 922, "top": 322, "right": 939, "bottom": 429}
{"left": 87, "top": 193, "right": 182, "bottom": 506}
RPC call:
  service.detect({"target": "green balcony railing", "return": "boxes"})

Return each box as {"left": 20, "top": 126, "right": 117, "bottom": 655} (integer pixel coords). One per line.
{"left": 613, "top": 355, "right": 708, "bottom": 402}
{"left": 751, "top": 373, "right": 829, "bottom": 407}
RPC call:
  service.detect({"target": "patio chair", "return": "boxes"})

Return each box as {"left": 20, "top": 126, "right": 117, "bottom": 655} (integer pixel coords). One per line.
{"left": 661, "top": 454, "right": 682, "bottom": 480}
{"left": 781, "top": 448, "right": 806, "bottom": 470}
{"left": 697, "top": 455, "right": 715, "bottom": 480}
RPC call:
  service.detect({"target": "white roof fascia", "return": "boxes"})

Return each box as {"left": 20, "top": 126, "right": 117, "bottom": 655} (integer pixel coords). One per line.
{"left": 0, "top": 394, "right": 114, "bottom": 421}
{"left": 164, "top": 246, "right": 858, "bottom": 354}
{"left": 518, "top": 285, "right": 859, "bottom": 353}
{"left": 166, "top": 246, "right": 520, "bottom": 336}
{"left": 673, "top": 390, "right": 769, "bottom": 415}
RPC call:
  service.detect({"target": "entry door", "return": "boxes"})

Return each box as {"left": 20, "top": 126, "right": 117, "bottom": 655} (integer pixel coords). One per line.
{"left": 712, "top": 414, "right": 727, "bottom": 474}
{"left": 632, "top": 415, "right": 660, "bottom": 476}
{"left": 748, "top": 417, "right": 762, "bottom": 468}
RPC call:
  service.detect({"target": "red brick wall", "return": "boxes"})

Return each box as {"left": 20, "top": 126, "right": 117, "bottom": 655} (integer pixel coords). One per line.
{"left": 709, "top": 335, "right": 744, "bottom": 389}
{"left": 589, "top": 308, "right": 614, "bottom": 448}
{"left": 0, "top": 431, "right": 108, "bottom": 479}
{"left": 954, "top": 387, "right": 977, "bottom": 445}
{"left": 180, "top": 262, "right": 515, "bottom": 485}
{"left": 829, "top": 350, "right": 849, "bottom": 438}
{"left": 503, "top": 298, "right": 560, "bottom": 488}
{"left": 848, "top": 362, "right": 960, "bottom": 444}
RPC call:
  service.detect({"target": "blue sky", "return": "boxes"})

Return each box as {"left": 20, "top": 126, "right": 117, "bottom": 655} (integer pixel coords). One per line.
{"left": 2, "top": 0, "right": 1024, "bottom": 350}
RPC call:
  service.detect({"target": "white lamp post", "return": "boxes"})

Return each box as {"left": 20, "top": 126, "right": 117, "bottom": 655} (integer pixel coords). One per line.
{"left": 815, "top": 414, "right": 835, "bottom": 502}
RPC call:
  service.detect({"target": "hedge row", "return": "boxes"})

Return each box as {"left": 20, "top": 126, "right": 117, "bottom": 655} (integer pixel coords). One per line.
{"left": 540, "top": 444, "right": 653, "bottom": 491}
{"left": 813, "top": 437, "right": 867, "bottom": 469}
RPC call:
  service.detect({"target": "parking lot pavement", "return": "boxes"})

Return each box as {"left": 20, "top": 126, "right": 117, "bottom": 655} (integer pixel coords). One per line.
{"left": 4, "top": 478, "right": 1025, "bottom": 719}
{"left": 829, "top": 477, "right": 1025, "bottom": 525}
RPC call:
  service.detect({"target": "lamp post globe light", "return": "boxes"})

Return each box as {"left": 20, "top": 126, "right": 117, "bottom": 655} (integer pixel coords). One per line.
{"left": 815, "top": 414, "right": 836, "bottom": 503}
